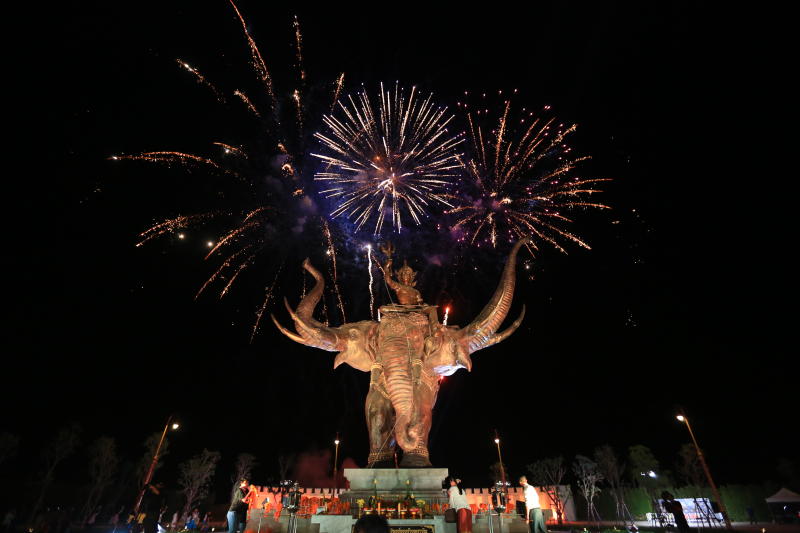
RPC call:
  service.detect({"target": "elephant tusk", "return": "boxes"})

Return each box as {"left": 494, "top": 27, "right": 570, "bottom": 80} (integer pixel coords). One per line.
{"left": 483, "top": 305, "right": 526, "bottom": 349}
{"left": 271, "top": 314, "right": 310, "bottom": 346}
{"left": 462, "top": 238, "right": 528, "bottom": 352}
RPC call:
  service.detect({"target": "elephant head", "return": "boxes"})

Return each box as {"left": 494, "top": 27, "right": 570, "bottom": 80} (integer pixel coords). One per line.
{"left": 271, "top": 258, "right": 377, "bottom": 372}
{"left": 422, "top": 239, "right": 528, "bottom": 376}
{"left": 272, "top": 240, "right": 527, "bottom": 466}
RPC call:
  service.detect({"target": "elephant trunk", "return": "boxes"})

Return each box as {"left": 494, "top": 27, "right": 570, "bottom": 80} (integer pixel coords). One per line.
{"left": 379, "top": 338, "right": 416, "bottom": 451}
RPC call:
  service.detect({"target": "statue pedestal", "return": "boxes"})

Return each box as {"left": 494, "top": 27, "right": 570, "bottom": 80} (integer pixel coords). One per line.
{"left": 341, "top": 468, "right": 449, "bottom": 504}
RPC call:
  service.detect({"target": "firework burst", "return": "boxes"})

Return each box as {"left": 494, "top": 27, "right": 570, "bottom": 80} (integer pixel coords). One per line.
{"left": 109, "top": 2, "right": 353, "bottom": 339}
{"left": 312, "top": 82, "right": 464, "bottom": 234}
{"left": 450, "top": 93, "right": 610, "bottom": 253}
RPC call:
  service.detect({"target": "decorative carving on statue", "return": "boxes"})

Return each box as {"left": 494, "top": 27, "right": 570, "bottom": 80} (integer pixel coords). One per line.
{"left": 272, "top": 240, "right": 527, "bottom": 467}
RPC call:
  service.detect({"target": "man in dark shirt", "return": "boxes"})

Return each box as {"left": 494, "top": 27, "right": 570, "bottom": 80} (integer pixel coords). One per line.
{"left": 661, "top": 492, "right": 691, "bottom": 533}
{"left": 227, "top": 479, "right": 250, "bottom": 533}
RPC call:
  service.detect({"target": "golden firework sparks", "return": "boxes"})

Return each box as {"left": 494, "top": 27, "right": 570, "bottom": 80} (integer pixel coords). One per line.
{"left": 451, "top": 97, "right": 610, "bottom": 253}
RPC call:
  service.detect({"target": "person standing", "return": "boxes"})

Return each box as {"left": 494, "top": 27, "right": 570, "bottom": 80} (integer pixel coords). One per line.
{"left": 519, "top": 477, "right": 547, "bottom": 533}
{"left": 448, "top": 478, "right": 471, "bottom": 533}
{"left": 661, "top": 492, "right": 690, "bottom": 533}
{"left": 227, "top": 479, "right": 250, "bottom": 533}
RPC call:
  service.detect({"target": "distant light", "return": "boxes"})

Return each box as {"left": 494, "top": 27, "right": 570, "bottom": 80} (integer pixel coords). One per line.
{"left": 207, "top": 241, "right": 214, "bottom": 247}
{"left": 334, "top": 439, "right": 340, "bottom": 445}
{"left": 172, "top": 423, "right": 180, "bottom": 430}
{"left": 676, "top": 415, "right": 685, "bottom": 422}
{"left": 494, "top": 438, "right": 500, "bottom": 444}
{"left": 177, "top": 233, "right": 185, "bottom": 240}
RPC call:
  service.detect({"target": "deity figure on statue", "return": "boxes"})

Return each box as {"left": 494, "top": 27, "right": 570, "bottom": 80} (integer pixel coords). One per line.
{"left": 380, "top": 242, "right": 423, "bottom": 306}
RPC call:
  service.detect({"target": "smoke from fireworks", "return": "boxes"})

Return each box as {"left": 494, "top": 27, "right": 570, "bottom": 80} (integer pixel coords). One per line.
{"left": 312, "top": 82, "right": 465, "bottom": 234}
{"left": 450, "top": 93, "right": 609, "bottom": 253}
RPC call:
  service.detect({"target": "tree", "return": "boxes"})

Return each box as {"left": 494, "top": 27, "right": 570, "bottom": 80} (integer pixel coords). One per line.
{"left": 527, "top": 456, "right": 568, "bottom": 524}
{"left": 137, "top": 432, "right": 170, "bottom": 486}
{"left": 0, "top": 432, "right": 20, "bottom": 467}
{"left": 178, "top": 449, "right": 221, "bottom": 515}
{"left": 30, "top": 424, "right": 82, "bottom": 520}
{"left": 627, "top": 445, "right": 660, "bottom": 488}
{"left": 231, "top": 453, "right": 258, "bottom": 484}
{"left": 594, "top": 445, "right": 633, "bottom": 526}
{"left": 82, "top": 437, "right": 119, "bottom": 525}
{"left": 573, "top": 455, "right": 603, "bottom": 523}
{"left": 675, "top": 443, "right": 703, "bottom": 486}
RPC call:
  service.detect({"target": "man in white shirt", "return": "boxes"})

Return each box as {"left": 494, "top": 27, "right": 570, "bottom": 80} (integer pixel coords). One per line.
{"left": 519, "top": 476, "right": 547, "bottom": 533}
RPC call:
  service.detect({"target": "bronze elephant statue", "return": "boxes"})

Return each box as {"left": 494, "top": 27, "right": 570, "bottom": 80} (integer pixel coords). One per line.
{"left": 272, "top": 240, "right": 527, "bottom": 467}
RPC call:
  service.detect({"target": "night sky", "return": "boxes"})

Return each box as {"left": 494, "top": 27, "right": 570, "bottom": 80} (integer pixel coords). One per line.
{"left": 6, "top": 1, "right": 794, "bottom": 501}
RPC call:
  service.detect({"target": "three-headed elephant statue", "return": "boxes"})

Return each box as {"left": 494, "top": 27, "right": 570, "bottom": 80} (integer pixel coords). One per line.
{"left": 272, "top": 240, "right": 527, "bottom": 467}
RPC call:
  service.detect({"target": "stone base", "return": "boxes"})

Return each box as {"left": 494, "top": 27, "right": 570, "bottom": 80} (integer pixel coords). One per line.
{"left": 341, "top": 468, "right": 449, "bottom": 505}
{"left": 245, "top": 511, "right": 319, "bottom": 533}
{"left": 473, "top": 513, "right": 529, "bottom": 533}
{"left": 312, "top": 516, "right": 456, "bottom": 533}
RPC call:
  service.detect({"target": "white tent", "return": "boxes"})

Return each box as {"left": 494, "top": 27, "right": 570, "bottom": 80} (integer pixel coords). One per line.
{"left": 766, "top": 488, "right": 800, "bottom": 503}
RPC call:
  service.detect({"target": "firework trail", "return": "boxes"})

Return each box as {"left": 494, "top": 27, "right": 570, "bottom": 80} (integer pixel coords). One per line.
{"left": 312, "top": 82, "right": 464, "bottom": 234}
{"left": 227, "top": 0, "right": 277, "bottom": 111}
{"left": 196, "top": 245, "right": 255, "bottom": 299}
{"left": 177, "top": 59, "right": 225, "bottom": 103}
{"left": 109, "top": 151, "right": 226, "bottom": 172}
{"left": 251, "top": 262, "right": 283, "bottom": 343}
{"left": 233, "top": 89, "right": 261, "bottom": 117}
{"left": 323, "top": 220, "right": 346, "bottom": 322}
{"left": 293, "top": 15, "right": 306, "bottom": 82}
{"left": 331, "top": 73, "right": 345, "bottom": 111}
{"left": 451, "top": 94, "right": 610, "bottom": 253}
{"left": 135, "top": 213, "right": 214, "bottom": 246}
{"left": 366, "top": 244, "right": 375, "bottom": 319}
{"left": 212, "top": 142, "right": 246, "bottom": 158}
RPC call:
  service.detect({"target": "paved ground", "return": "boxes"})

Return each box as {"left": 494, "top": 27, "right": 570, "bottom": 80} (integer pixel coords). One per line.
{"left": 549, "top": 521, "right": 800, "bottom": 532}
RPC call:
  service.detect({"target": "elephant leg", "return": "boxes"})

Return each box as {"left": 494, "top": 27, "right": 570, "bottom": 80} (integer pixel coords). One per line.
{"left": 365, "top": 386, "right": 396, "bottom": 467}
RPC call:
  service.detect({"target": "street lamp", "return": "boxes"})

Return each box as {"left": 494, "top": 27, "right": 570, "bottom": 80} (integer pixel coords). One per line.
{"left": 333, "top": 433, "right": 340, "bottom": 493}
{"left": 133, "top": 415, "right": 180, "bottom": 519}
{"left": 676, "top": 411, "right": 732, "bottom": 529}
{"left": 493, "top": 430, "right": 508, "bottom": 507}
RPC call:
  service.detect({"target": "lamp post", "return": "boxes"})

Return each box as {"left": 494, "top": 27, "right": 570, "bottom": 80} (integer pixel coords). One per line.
{"left": 333, "top": 434, "right": 340, "bottom": 494}
{"left": 133, "top": 416, "right": 179, "bottom": 519}
{"left": 676, "top": 412, "right": 732, "bottom": 529}
{"left": 494, "top": 430, "right": 508, "bottom": 508}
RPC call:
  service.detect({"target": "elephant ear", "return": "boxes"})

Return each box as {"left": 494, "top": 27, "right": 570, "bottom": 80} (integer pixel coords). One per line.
{"left": 332, "top": 321, "right": 376, "bottom": 372}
